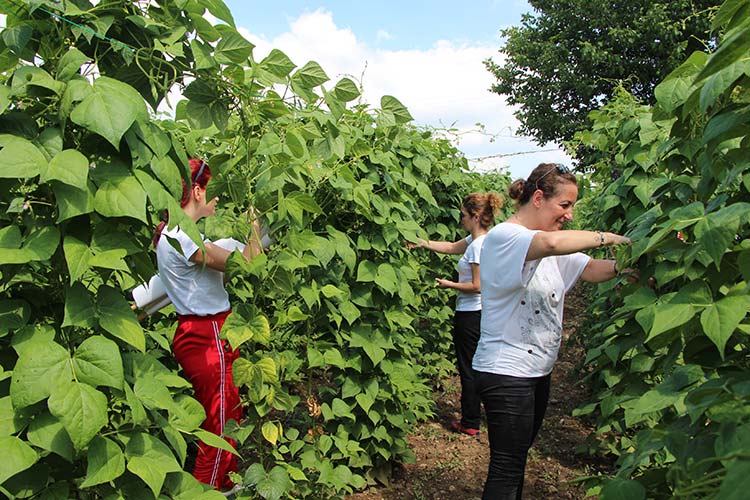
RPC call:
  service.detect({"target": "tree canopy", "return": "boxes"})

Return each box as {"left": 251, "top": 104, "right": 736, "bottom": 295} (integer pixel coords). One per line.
{"left": 485, "top": 0, "right": 721, "bottom": 148}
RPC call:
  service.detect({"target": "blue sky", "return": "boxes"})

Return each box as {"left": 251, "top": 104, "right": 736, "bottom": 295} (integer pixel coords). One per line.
{"left": 224, "top": 1, "right": 530, "bottom": 50}
{"left": 222, "top": 1, "right": 570, "bottom": 179}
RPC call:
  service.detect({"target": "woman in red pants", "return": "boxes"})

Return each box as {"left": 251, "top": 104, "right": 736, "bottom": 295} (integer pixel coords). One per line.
{"left": 153, "top": 159, "right": 262, "bottom": 491}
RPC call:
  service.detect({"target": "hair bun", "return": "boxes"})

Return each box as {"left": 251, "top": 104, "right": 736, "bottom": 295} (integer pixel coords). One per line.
{"left": 508, "top": 179, "right": 525, "bottom": 201}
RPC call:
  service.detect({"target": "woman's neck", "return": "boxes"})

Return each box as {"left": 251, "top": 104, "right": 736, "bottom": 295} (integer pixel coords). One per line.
{"left": 507, "top": 208, "right": 539, "bottom": 230}
{"left": 183, "top": 204, "right": 202, "bottom": 222}
{"left": 470, "top": 227, "right": 488, "bottom": 240}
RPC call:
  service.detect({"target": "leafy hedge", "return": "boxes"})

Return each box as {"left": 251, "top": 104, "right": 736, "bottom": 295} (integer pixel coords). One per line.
{"left": 573, "top": 1, "right": 750, "bottom": 497}
{"left": 0, "top": 1, "right": 509, "bottom": 499}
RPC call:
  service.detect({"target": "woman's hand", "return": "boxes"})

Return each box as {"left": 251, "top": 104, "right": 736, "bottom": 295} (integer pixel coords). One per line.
{"left": 404, "top": 239, "right": 427, "bottom": 250}
{"left": 435, "top": 278, "right": 452, "bottom": 288}
{"left": 603, "top": 232, "right": 631, "bottom": 246}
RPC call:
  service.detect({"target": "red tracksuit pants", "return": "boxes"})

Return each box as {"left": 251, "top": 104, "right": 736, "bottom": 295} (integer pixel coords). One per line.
{"left": 173, "top": 310, "right": 242, "bottom": 490}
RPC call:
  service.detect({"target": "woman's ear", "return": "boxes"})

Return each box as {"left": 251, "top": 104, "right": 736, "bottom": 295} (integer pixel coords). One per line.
{"left": 191, "top": 183, "right": 203, "bottom": 202}
{"left": 531, "top": 188, "right": 544, "bottom": 208}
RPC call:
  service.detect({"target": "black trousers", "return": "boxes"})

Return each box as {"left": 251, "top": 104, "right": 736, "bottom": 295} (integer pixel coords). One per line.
{"left": 453, "top": 310, "right": 482, "bottom": 429}
{"left": 475, "top": 371, "right": 552, "bottom": 500}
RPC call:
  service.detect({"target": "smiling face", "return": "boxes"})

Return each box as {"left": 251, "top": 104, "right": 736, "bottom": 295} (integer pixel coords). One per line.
{"left": 537, "top": 181, "right": 578, "bottom": 231}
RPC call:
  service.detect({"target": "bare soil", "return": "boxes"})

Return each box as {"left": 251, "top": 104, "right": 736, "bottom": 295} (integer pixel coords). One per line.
{"left": 349, "top": 286, "right": 611, "bottom": 500}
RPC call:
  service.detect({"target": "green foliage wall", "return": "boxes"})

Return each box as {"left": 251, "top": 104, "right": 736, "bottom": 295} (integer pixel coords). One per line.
{"left": 573, "top": 1, "right": 750, "bottom": 497}
{"left": 0, "top": 1, "right": 509, "bottom": 499}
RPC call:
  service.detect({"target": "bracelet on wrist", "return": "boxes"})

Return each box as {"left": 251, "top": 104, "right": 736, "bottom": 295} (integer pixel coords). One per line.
{"left": 597, "top": 231, "right": 605, "bottom": 246}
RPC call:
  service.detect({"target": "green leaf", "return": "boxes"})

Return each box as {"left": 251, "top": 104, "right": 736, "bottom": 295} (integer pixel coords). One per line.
{"left": 185, "top": 100, "right": 213, "bottom": 129}
{"left": 701, "top": 296, "right": 750, "bottom": 357}
{"left": 2, "top": 24, "right": 32, "bottom": 58}
{"left": 168, "top": 396, "right": 204, "bottom": 433}
{"left": 56, "top": 47, "right": 90, "bottom": 82}
{"left": 150, "top": 156, "right": 183, "bottom": 198}
{"left": 381, "top": 95, "right": 413, "bottom": 123}
{"left": 11, "top": 66, "right": 64, "bottom": 95}
{"left": 244, "top": 464, "right": 292, "bottom": 500}
{"left": 48, "top": 381, "right": 108, "bottom": 450}
{"left": 214, "top": 30, "right": 254, "bottom": 64}
{"left": 193, "top": 429, "right": 239, "bottom": 456}
{"left": 0, "top": 86, "right": 9, "bottom": 114}
{"left": 53, "top": 182, "right": 95, "bottom": 222}
{"left": 333, "top": 77, "right": 360, "bottom": 102}
{"left": 232, "top": 359, "right": 264, "bottom": 396}
{"left": 261, "top": 421, "right": 279, "bottom": 446}
{"left": 134, "top": 376, "right": 174, "bottom": 411}
{"left": 94, "top": 175, "right": 148, "bottom": 223}
{"left": 70, "top": 77, "right": 148, "bottom": 149}
{"left": 356, "top": 260, "right": 378, "bottom": 282}
{"left": 350, "top": 328, "right": 388, "bottom": 366}
{"left": 73, "top": 336, "right": 124, "bottom": 389}
{"left": 339, "top": 301, "right": 361, "bottom": 325}
{"left": 647, "top": 303, "right": 694, "bottom": 341}
{"left": 0, "top": 396, "right": 27, "bottom": 436}
{"left": 10, "top": 340, "right": 71, "bottom": 408}
{"left": 255, "top": 357, "right": 278, "bottom": 385}
{"left": 63, "top": 236, "right": 92, "bottom": 284}
{"left": 41, "top": 149, "right": 89, "bottom": 188}
{"left": 0, "top": 436, "right": 38, "bottom": 485}
{"left": 260, "top": 48, "right": 296, "bottom": 78}
{"left": 654, "top": 52, "right": 707, "bottom": 113}
{"left": 599, "top": 478, "right": 646, "bottom": 500}
{"left": 285, "top": 129, "right": 308, "bottom": 159}
{"left": 190, "top": 39, "right": 216, "bottom": 70}
{"left": 80, "top": 436, "right": 125, "bottom": 488}
{"left": 716, "top": 458, "right": 750, "bottom": 500}
{"left": 355, "top": 392, "right": 375, "bottom": 413}
{"left": 0, "top": 134, "right": 47, "bottom": 179}
{"left": 320, "top": 284, "right": 344, "bottom": 299}
{"left": 125, "top": 432, "right": 182, "bottom": 498}
{"left": 699, "top": 56, "right": 750, "bottom": 111}
{"left": 62, "top": 283, "right": 96, "bottom": 328}
{"left": 224, "top": 312, "right": 270, "bottom": 350}
{"left": 0, "top": 300, "right": 30, "bottom": 334}
{"left": 26, "top": 411, "right": 74, "bottom": 462}
{"left": 697, "top": 21, "right": 750, "bottom": 81}
{"left": 97, "top": 286, "right": 146, "bottom": 352}
{"left": 375, "top": 263, "right": 398, "bottom": 293}
{"left": 257, "top": 132, "right": 283, "bottom": 156}
{"left": 203, "top": 0, "right": 236, "bottom": 27}
{"left": 292, "top": 61, "right": 329, "bottom": 89}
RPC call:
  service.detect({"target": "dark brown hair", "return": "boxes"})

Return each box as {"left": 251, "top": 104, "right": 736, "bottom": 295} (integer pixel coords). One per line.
{"left": 508, "top": 163, "right": 577, "bottom": 206}
{"left": 462, "top": 192, "right": 503, "bottom": 229}
{"left": 153, "top": 159, "right": 212, "bottom": 246}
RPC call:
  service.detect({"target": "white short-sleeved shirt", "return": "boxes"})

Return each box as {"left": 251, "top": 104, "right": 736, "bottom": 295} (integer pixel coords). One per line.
{"left": 156, "top": 226, "right": 230, "bottom": 316}
{"left": 473, "top": 222, "right": 590, "bottom": 377}
{"left": 456, "top": 234, "right": 486, "bottom": 312}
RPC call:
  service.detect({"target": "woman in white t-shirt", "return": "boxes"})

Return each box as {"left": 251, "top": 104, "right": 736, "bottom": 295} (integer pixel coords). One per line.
{"left": 474, "top": 164, "right": 630, "bottom": 499}
{"left": 153, "top": 159, "right": 262, "bottom": 492}
{"left": 408, "top": 192, "right": 502, "bottom": 435}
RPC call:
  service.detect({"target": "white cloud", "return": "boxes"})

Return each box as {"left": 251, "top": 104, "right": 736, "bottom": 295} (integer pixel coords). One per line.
{"left": 238, "top": 9, "right": 568, "bottom": 178}
{"left": 376, "top": 29, "right": 393, "bottom": 42}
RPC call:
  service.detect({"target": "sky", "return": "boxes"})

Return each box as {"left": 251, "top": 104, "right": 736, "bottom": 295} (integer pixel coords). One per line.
{"left": 222, "top": 0, "right": 572, "bottom": 179}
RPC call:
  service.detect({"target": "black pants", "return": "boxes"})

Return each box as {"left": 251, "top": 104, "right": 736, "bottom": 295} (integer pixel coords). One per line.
{"left": 453, "top": 310, "right": 482, "bottom": 429}
{"left": 476, "top": 371, "right": 552, "bottom": 500}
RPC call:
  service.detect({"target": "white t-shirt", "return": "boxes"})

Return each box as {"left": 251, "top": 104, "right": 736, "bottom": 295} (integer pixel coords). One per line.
{"left": 455, "top": 234, "right": 485, "bottom": 312}
{"left": 156, "top": 226, "right": 230, "bottom": 316}
{"left": 473, "top": 222, "right": 590, "bottom": 377}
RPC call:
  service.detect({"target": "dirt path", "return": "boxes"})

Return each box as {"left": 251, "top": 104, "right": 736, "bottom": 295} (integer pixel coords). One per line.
{"left": 349, "top": 286, "right": 611, "bottom": 500}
